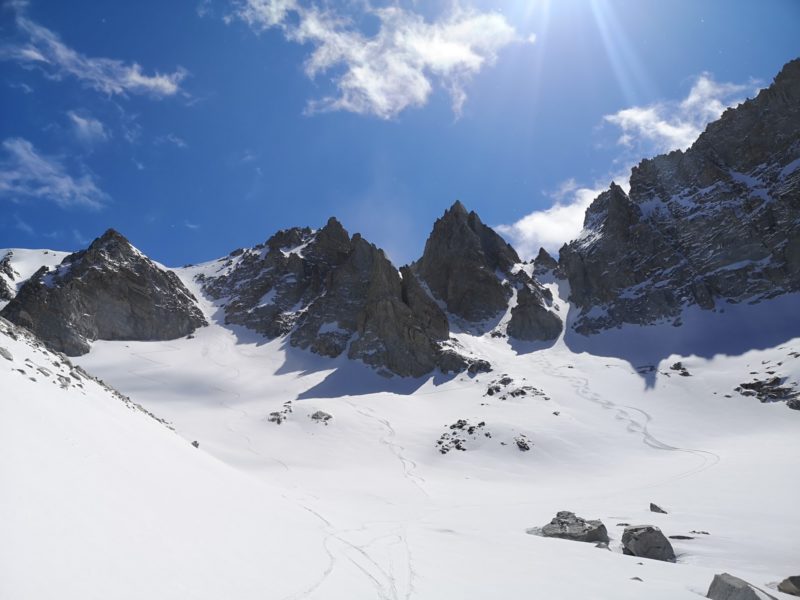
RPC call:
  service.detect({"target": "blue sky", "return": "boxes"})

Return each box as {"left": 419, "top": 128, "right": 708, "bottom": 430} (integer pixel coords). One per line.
{"left": 1, "top": 0, "right": 798, "bottom": 266}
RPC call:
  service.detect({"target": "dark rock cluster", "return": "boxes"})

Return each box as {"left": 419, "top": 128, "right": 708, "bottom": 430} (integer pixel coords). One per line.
{"left": 0, "top": 230, "right": 207, "bottom": 355}
{"left": 537, "top": 511, "right": 609, "bottom": 543}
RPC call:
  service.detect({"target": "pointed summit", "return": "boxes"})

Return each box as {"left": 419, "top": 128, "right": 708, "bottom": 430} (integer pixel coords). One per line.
{"left": 447, "top": 199, "right": 469, "bottom": 218}
{"left": 1, "top": 231, "right": 206, "bottom": 355}
{"left": 415, "top": 202, "right": 520, "bottom": 321}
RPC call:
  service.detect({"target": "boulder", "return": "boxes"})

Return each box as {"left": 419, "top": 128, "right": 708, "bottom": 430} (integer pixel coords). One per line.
{"left": 621, "top": 525, "right": 675, "bottom": 562}
{"left": 649, "top": 502, "right": 668, "bottom": 514}
{"left": 779, "top": 576, "right": 800, "bottom": 596}
{"left": 706, "top": 573, "right": 776, "bottom": 600}
{"left": 310, "top": 410, "right": 333, "bottom": 424}
{"left": 539, "top": 511, "right": 609, "bottom": 543}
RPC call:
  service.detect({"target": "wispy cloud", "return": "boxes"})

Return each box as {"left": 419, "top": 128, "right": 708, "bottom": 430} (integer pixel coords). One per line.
{"left": 2, "top": 4, "right": 187, "bottom": 98}
{"left": 155, "top": 133, "right": 188, "bottom": 148}
{"left": 230, "top": 1, "right": 519, "bottom": 118}
{"left": 72, "top": 228, "right": 90, "bottom": 245}
{"left": 184, "top": 221, "right": 200, "bottom": 230}
{"left": 8, "top": 81, "right": 33, "bottom": 93}
{"left": 67, "top": 110, "right": 109, "bottom": 144}
{"left": 0, "top": 137, "right": 108, "bottom": 209}
{"left": 603, "top": 74, "right": 751, "bottom": 154}
{"left": 14, "top": 213, "right": 34, "bottom": 235}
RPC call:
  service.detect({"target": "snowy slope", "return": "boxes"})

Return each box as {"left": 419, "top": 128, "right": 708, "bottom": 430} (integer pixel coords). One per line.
{"left": 0, "top": 248, "right": 69, "bottom": 308}
{"left": 61, "top": 262, "right": 800, "bottom": 599}
{"left": 0, "top": 317, "right": 343, "bottom": 600}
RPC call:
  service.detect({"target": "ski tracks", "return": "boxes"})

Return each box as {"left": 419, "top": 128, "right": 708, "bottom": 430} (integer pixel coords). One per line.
{"left": 533, "top": 355, "right": 720, "bottom": 484}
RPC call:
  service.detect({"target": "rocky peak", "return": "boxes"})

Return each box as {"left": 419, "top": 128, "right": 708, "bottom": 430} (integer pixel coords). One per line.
{"left": 199, "top": 218, "right": 485, "bottom": 377}
{"left": 1, "top": 230, "right": 206, "bottom": 355}
{"left": 533, "top": 247, "right": 558, "bottom": 276}
{"left": 559, "top": 57, "right": 800, "bottom": 334}
{"left": 415, "top": 201, "right": 521, "bottom": 321}
{"left": 415, "top": 201, "right": 562, "bottom": 341}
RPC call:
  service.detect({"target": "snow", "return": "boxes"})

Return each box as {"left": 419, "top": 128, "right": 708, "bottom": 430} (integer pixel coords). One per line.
{"left": 0, "top": 248, "right": 70, "bottom": 308}
{"left": 779, "top": 156, "right": 800, "bottom": 179}
{"left": 3, "top": 258, "right": 799, "bottom": 599}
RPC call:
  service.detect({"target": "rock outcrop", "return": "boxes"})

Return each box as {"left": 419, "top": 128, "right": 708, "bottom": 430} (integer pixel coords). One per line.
{"left": 0, "top": 229, "right": 206, "bottom": 355}
{"left": 621, "top": 525, "right": 675, "bottom": 562}
{"left": 779, "top": 576, "right": 800, "bottom": 596}
{"left": 415, "top": 201, "right": 562, "bottom": 340}
{"left": 707, "top": 573, "right": 777, "bottom": 600}
{"left": 537, "top": 511, "right": 609, "bottom": 543}
{"left": 533, "top": 247, "right": 558, "bottom": 276}
{"left": 0, "top": 252, "right": 16, "bottom": 301}
{"left": 560, "top": 58, "right": 800, "bottom": 334}
{"left": 199, "top": 218, "right": 475, "bottom": 377}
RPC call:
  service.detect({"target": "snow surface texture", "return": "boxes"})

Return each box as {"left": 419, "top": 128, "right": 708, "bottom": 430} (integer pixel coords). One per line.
{"left": 2, "top": 252, "right": 799, "bottom": 599}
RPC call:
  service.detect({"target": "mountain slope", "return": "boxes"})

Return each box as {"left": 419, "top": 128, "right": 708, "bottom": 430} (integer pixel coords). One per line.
{"left": 66, "top": 270, "right": 800, "bottom": 600}
{"left": 0, "top": 316, "right": 339, "bottom": 600}
{"left": 560, "top": 58, "right": 800, "bottom": 334}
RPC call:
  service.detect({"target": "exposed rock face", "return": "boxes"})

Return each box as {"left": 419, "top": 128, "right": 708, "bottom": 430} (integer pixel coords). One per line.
{"left": 199, "top": 218, "right": 474, "bottom": 377}
{"left": 0, "top": 230, "right": 206, "bottom": 355}
{"left": 416, "top": 201, "right": 517, "bottom": 321}
{"left": 507, "top": 286, "right": 563, "bottom": 342}
{"left": 621, "top": 525, "right": 675, "bottom": 562}
{"left": 533, "top": 247, "right": 558, "bottom": 276}
{"left": 538, "top": 511, "right": 609, "bottom": 543}
{"left": 707, "top": 573, "right": 777, "bottom": 600}
{"left": 0, "top": 252, "right": 16, "bottom": 301}
{"left": 415, "top": 201, "right": 562, "bottom": 340}
{"left": 779, "top": 576, "right": 800, "bottom": 596}
{"left": 560, "top": 58, "right": 800, "bottom": 334}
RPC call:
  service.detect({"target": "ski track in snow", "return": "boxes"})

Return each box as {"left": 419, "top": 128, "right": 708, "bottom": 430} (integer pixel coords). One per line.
{"left": 540, "top": 354, "right": 721, "bottom": 489}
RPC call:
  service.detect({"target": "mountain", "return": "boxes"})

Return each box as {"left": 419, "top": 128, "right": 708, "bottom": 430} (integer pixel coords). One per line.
{"left": 415, "top": 200, "right": 563, "bottom": 341}
{"left": 196, "top": 203, "right": 561, "bottom": 377}
{"left": 2, "top": 57, "right": 800, "bottom": 600}
{"left": 0, "top": 229, "right": 206, "bottom": 355}
{"left": 198, "top": 217, "right": 474, "bottom": 377}
{"left": 559, "top": 58, "right": 800, "bottom": 334}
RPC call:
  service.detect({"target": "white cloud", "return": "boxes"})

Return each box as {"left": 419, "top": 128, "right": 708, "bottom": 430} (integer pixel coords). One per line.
{"left": 603, "top": 74, "right": 749, "bottom": 153}
{"left": 231, "top": 1, "right": 518, "bottom": 118}
{"left": 67, "top": 111, "right": 109, "bottom": 144}
{"left": 0, "top": 138, "right": 108, "bottom": 209}
{"left": 184, "top": 221, "right": 200, "bottom": 230}
{"left": 2, "top": 7, "right": 187, "bottom": 98}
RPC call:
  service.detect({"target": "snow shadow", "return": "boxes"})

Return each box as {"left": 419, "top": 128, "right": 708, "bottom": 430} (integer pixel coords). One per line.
{"left": 270, "top": 339, "right": 459, "bottom": 399}
{"left": 564, "top": 293, "right": 800, "bottom": 387}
